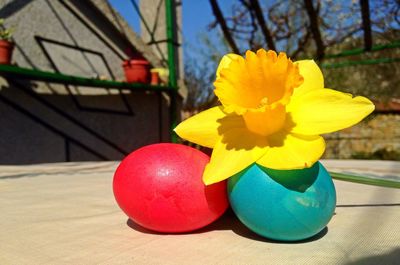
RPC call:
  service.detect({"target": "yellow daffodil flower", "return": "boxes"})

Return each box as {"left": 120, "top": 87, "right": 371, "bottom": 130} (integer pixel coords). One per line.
{"left": 175, "top": 49, "right": 374, "bottom": 185}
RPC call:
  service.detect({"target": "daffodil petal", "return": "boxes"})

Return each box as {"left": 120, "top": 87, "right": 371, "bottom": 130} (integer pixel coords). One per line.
{"left": 216, "top": 53, "right": 242, "bottom": 79}
{"left": 293, "top": 60, "right": 324, "bottom": 97}
{"left": 174, "top": 106, "right": 226, "bottom": 148}
{"left": 257, "top": 133, "right": 325, "bottom": 169}
{"left": 203, "top": 129, "right": 268, "bottom": 185}
{"left": 215, "top": 50, "right": 302, "bottom": 115}
{"left": 287, "top": 88, "right": 375, "bottom": 135}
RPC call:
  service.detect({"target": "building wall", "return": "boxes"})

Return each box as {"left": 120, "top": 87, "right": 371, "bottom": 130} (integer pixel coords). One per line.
{"left": 140, "top": 0, "right": 187, "bottom": 99}
{"left": 0, "top": 0, "right": 172, "bottom": 164}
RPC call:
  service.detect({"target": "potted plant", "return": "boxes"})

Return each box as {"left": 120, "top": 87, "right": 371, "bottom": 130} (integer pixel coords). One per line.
{"left": 0, "top": 18, "right": 14, "bottom": 65}
{"left": 122, "top": 52, "right": 151, "bottom": 84}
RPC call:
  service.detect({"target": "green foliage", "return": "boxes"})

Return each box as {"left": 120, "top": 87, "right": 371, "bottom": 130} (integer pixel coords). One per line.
{"left": 0, "top": 18, "right": 13, "bottom": 41}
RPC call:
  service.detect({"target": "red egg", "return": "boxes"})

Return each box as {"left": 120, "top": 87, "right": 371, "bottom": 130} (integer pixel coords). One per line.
{"left": 113, "top": 143, "right": 228, "bottom": 233}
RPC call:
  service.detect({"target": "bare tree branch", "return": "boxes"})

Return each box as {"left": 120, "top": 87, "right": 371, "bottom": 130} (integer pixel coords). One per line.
{"left": 325, "top": 27, "right": 362, "bottom": 46}
{"left": 248, "top": 0, "right": 276, "bottom": 50}
{"left": 303, "top": 0, "right": 325, "bottom": 60}
{"left": 238, "top": 0, "right": 258, "bottom": 49}
{"left": 209, "top": 0, "right": 240, "bottom": 54}
{"left": 188, "top": 0, "right": 399, "bottom": 110}
{"left": 291, "top": 30, "right": 311, "bottom": 59}
{"left": 360, "top": 0, "right": 373, "bottom": 51}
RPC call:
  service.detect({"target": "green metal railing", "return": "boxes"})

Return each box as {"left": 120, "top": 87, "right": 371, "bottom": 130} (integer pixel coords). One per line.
{"left": 321, "top": 41, "right": 400, "bottom": 69}
{"left": 321, "top": 57, "right": 400, "bottom": 69}
{"left": 324, "top": 41, "right": 400, "bottom": 59}
{"left": 165, "top": 0, "right": 179, "bottom": 143}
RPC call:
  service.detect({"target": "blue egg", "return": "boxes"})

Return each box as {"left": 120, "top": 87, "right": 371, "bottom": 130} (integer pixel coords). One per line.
{"left": 228, "top": 162, "right": 336, "bottom": 241}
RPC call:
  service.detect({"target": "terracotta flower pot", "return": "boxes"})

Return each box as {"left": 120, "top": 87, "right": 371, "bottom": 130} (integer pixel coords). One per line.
{"left": 0, "top": 40, "right": 14, "bottom": 65}
{"left": 122, "top": 59, "right": 151, "bottom": 83}
{"left": 150, "top": 69, "right": 160, "bottom": 85}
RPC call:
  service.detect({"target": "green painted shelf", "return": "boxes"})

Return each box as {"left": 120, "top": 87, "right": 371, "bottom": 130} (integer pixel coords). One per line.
{"left": 0, "top": 64, "right": 177, "bottom": 92}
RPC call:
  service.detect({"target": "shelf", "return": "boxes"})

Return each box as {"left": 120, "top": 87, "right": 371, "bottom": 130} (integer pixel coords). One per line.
{"left": 0, "top": 64, "right": 177, "bottom": 92}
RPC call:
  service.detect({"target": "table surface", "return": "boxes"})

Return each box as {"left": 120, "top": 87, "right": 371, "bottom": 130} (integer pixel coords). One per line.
{"left": 1, "top": 160, "right": 399, "bottom": 265}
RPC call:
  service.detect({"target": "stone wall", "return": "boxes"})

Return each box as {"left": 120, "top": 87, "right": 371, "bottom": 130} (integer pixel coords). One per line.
{"left": 323, "top": 113, "right": 400, "bottom": 160}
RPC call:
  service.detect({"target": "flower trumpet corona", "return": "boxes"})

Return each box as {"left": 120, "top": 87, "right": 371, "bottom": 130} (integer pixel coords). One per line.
{"left": 175, "top": 50, "right": 374, "bottom": 185}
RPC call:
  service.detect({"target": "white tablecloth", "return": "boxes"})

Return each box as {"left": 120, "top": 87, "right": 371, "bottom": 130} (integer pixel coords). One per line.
{"left": 1, "top": 160, "right": 399, "bottom": 264}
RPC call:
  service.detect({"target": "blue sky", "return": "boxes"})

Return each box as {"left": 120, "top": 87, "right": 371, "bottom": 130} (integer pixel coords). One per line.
{"left": 107, "top": 0, "right": 234, "bottom": 59}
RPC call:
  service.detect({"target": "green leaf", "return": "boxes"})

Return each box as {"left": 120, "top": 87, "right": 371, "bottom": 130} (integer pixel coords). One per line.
{"left": 330, "top": 171, "right": 400, "bottom": 189}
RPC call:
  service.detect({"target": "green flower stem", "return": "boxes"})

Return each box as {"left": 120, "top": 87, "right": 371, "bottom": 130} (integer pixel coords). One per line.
{"left": 329, "top": 171, "right": 400, "bottom": 189}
